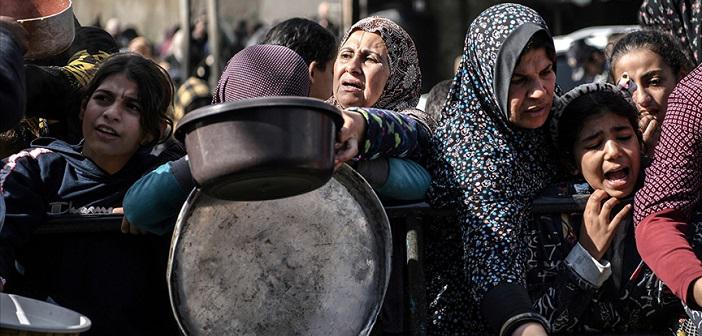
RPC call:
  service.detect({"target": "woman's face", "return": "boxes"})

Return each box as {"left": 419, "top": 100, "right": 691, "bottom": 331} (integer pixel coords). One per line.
{"left": 508, "top": 48, "right": 556, "bottom": 129}
{"left": 574, "top": 111, "right": 641, "bottom": 198}
{"left": 81, "top": 73, "right": 147, "bottom": 173}
{"left": 333, "top": 30, "right": 391, "bottom": 108}
{"left": 612, "top": 48, "right": 680, "bottom": 123}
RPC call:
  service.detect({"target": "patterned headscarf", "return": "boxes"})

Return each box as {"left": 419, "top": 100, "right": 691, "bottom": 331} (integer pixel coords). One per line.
{"left": 328, "top": 17, "right": 421, "bottom": 112}
{"left": 550, "top": 81, "right": 636, "bottom": 144}
{"left": 213, "top": 45, "right": 310, "bottom": 103}
{"left": 639, "top": 0, "right": 702, "bottom": 65}
{"left": 427, "top": 3, "right": 558, "bottom": 333}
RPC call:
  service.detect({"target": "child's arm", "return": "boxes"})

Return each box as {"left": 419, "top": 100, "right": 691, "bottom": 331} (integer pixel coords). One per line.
{"left": 531, "top": 190, "right": 631, "bottom": 332}
{"left": 122, "top": 157, "right": 194, "bottom": 235}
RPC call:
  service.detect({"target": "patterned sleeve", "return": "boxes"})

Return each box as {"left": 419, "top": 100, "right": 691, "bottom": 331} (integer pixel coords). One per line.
{"left": 527, "top": 213, "right": 603, "bottom": 332}
{"left": 634, "top": 68, "right": 702, "bottom": 302}
{"left": 531, "top": 269, "right": 598, "bottom": 332}
{"left": 349, "top": 107, "right": 430, "bottom": 161}
{"left": 634, "top": 76, "right": 702, "bottom": 222}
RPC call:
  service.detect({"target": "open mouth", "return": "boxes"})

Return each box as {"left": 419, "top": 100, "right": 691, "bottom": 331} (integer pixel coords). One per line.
{"left": 525, "top": 105, "right": 546, "bottom": 115}
{"left": 604, "top": 167, "right": 630, "bottom": 188}
{"left": 341, "top": 79, "right": 364, "bottom": 91}
{"left": 95, "top": 125, "right": 119, "bottom": 137}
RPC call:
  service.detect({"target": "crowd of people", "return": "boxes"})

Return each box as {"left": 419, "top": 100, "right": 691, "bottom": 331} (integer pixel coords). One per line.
{"left": 2, "top": 0, "right": 702, "bottom": 335}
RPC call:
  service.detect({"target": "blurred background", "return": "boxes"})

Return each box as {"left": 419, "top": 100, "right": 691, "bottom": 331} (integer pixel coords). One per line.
{"left": 72, "top": 0, "right": 641, "bottom": 93}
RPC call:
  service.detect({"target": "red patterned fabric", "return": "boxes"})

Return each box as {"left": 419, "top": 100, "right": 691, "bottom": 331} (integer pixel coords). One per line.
{"left": 634, "top": 64, "right": 702, "bottom": 303}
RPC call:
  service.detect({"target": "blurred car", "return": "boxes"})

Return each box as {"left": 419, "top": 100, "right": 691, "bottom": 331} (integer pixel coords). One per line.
{"left": 554, "top": 25, "right": 639, "bottom": 91}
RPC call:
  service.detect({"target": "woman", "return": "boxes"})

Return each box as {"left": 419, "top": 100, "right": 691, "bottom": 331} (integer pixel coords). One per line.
{"left": 426, "top": 4, "right": 559, "bottom": 335}
{"left": 330, "top": 16, "right": 432, "bottom": 201}
{"left": 609, "top": 29, "right": 693, "bottom": 154}
{"left": 0, "top": 53, "right": 180, "bottom": 335}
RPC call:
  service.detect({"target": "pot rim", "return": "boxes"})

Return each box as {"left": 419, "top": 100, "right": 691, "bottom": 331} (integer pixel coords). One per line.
{"left": 15, "top": 0, "right": 73, "bottom": 22}
{"left": 174, "top": 96, "right": 343, "bottom": 142}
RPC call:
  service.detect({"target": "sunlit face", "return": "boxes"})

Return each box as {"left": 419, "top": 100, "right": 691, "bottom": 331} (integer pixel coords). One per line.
{"left": 333, "top": 30, "right": 390, "bottom": 108}
{"left": 81, "top": 73, "right": 147, "bottom": 174}
{"left": 508, "top": 48, "right": 556, "bottom": 129}
{"left": 612, "top": 48, "right": 681, "bottom": 122}
{"left": 574, "top": 112, "right": 641, "bottom": 198}
{"left": 310, "top": 59, "right": 335, "bottom": 100}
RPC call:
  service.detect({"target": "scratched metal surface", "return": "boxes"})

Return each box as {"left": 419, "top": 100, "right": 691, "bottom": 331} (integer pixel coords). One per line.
{"left": 168, "top": 165, "right": 391, "bottom": 336}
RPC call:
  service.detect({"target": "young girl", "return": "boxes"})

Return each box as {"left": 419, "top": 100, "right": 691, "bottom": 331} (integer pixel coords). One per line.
{"left": 0, "top": 53, "right": 181, "bottom": 335}
{"left": 526, "top": 82, "right": 683, "bottom": 333}
{"left": 608, "top": 29, "right": 693, "bottom": 154}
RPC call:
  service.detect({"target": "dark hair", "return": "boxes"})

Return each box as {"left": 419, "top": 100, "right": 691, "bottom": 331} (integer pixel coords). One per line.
{"left": 261, "top": 18, "right": 337, "bottom": 70}
{"left": 557, "top": 91, "right": 642, "bottom": 171}
{"left": 81, "top": 53, "right": 174, "bottom": 147}
{"left": 609, "top": 29, "right": 693, "bottom": 81}
{"left": 520, "top": 30, "right": 556, "bottom": 64}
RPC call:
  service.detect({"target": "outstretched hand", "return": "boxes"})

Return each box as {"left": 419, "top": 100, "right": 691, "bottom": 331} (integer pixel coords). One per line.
{"left": 579, "top": 189, "right": 632, "bottom": 261}
{"left": 334, "top": 109, "right": 366, "bottom": 170}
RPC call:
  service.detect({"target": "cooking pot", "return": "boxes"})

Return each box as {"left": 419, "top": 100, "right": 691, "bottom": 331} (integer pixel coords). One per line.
{"left": 168, "top": 164, "right": 391, "bottom": 335}
{"left": 174, "top": 96, "right": 343, "bottom": 201}
{"left": 0, "top": 0, "right": 75, "bottom": 60}
{"left": 0, "top": 292, "right": 91, "bottom": 335}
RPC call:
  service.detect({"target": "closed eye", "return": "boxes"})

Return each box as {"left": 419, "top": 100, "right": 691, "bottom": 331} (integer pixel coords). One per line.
{"left": 539, "top": 64, "right": 554, "bottom": 77}
{"left": 584, "top": 141, "right": 602, "bottom": 150}
{"left": 511, "top": 75, "right": 526, "bottom": 84}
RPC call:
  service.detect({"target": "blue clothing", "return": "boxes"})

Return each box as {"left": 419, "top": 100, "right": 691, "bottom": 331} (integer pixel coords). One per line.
{"left": 0, "top": 138, "right": 181, "bottom": 335}
{"left": 124, "top": 105, "right": 432, "bottom": 234}
{"left": 376, "top": 158, "right": 430, "bottom": 201}
{"left": 125, "top": 155, "right": 431, "bottom": 234}
{"left": 0, "top": 26, "right": 26, "bottom": 132}
{"left": 123, "top": 156, "right": 193, "bottom": 235}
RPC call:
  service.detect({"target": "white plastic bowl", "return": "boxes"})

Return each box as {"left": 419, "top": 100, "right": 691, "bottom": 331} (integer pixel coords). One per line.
{"left": 0, "top": 293, "right": 91, "bottom": 334}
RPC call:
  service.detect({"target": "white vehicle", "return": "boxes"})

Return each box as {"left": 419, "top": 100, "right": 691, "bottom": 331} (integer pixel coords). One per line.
{"left": 553, "top": 25, "right": 639, "bottom": 90}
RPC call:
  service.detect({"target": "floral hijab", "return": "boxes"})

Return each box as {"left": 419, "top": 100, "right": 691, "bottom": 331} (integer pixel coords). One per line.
{"left": 639, "top": 0, "right": 702, "bottom": 65}
{"left": 328, "top": 17, "right": 422, "bottom": 113}
{"left": 427, "top": 2, "right": 559, "bottom": 317}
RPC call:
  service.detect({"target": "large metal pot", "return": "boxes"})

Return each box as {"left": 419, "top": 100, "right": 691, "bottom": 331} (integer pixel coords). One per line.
{"left": 174, "top": 97, "right": 343, "bottom": 201}
{"left": 168, "top": 165, "right": 391, "bottom": 336}
{"left": 0, "top": 0, "right": 75, "bottom": 60}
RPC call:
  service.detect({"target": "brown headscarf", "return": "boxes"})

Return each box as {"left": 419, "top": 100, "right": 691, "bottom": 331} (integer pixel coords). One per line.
{"left": 329, "top": 17, "right": 422, "bottom": 113}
